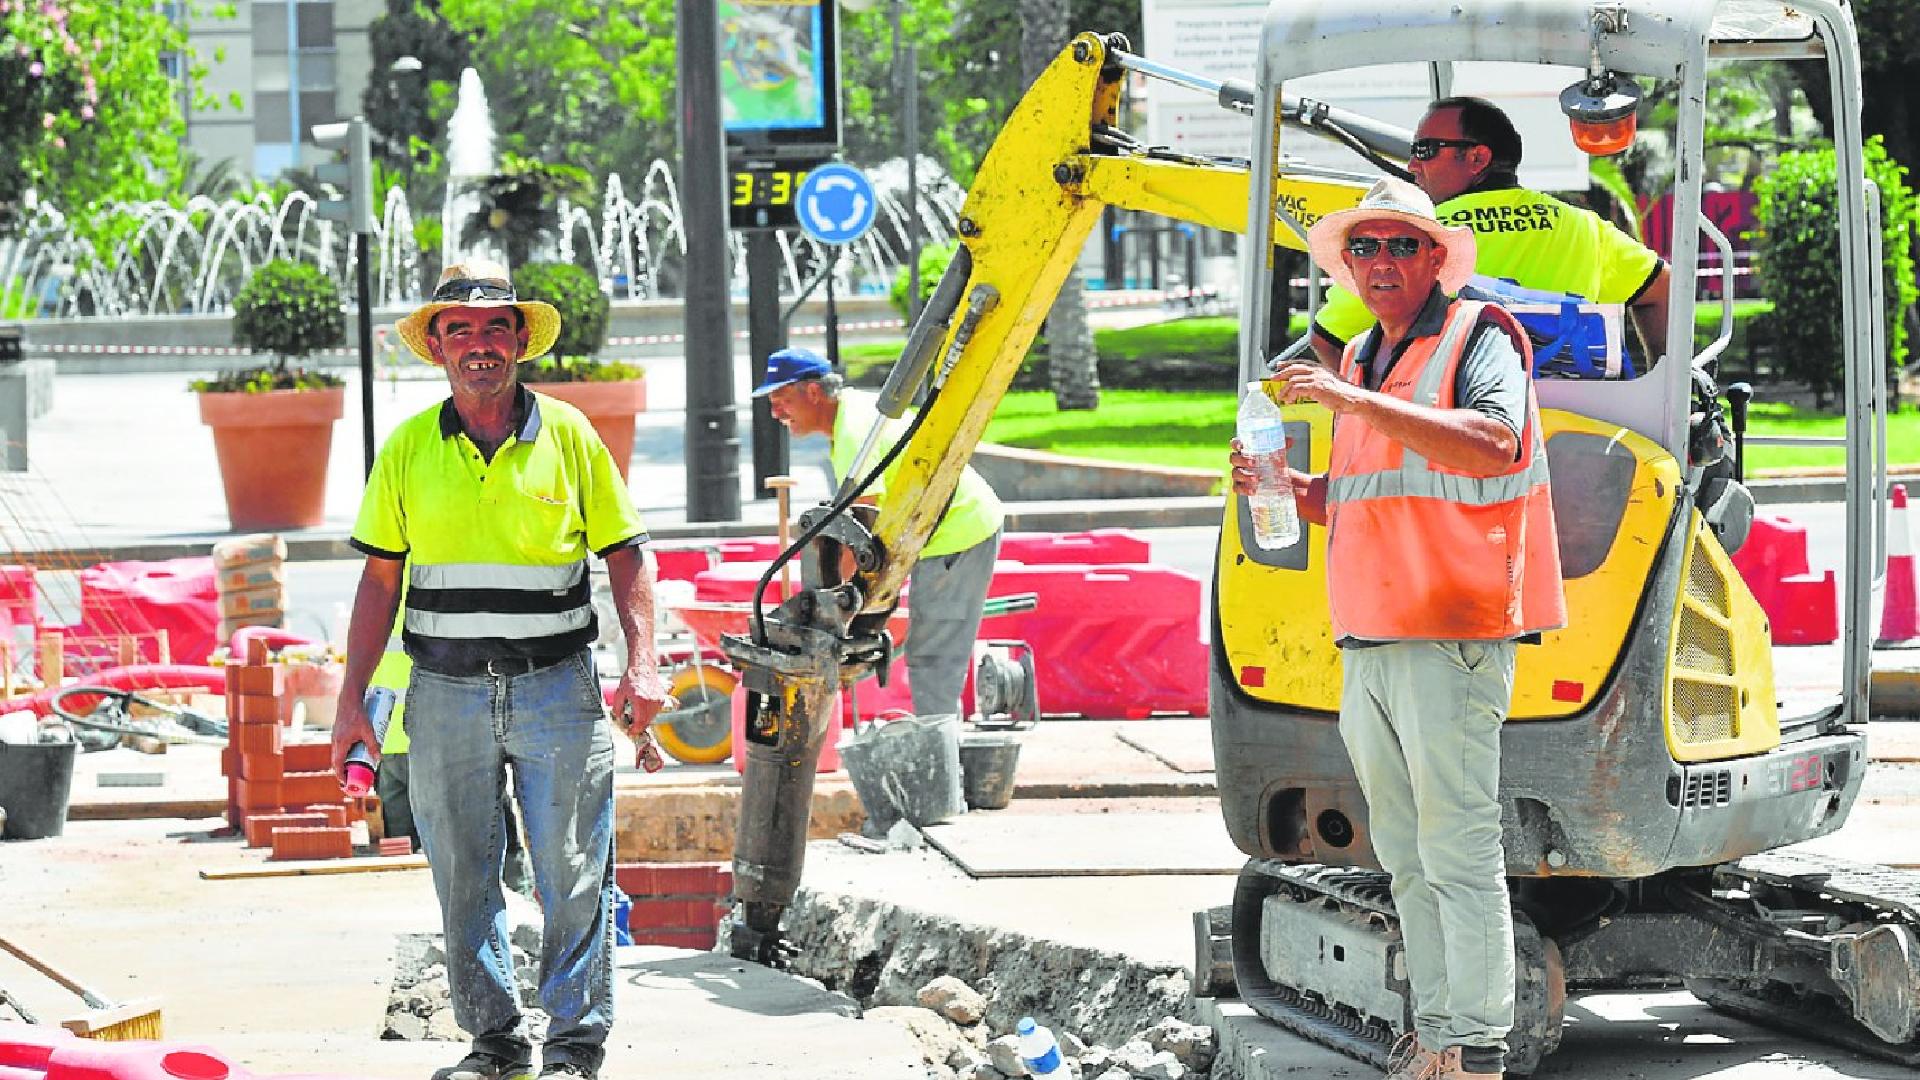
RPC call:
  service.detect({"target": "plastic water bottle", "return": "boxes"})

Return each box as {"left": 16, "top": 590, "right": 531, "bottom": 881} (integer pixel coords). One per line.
{"left": 342, "top": 687, "right": 396, "bottom": 796}
{"left": 1237, "top": 381, "right": 1300, "bottom": 549}
{"left": 1015, "top": 1017, "right": 1066, "bottom": 1078}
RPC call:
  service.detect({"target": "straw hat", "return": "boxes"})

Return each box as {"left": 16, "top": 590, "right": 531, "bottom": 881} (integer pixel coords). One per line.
{"left": 1307, "top": 178, "right": 1476, "bottom": 297}
{"left": 395, "top": 259, "right": 561, "bottom": 364}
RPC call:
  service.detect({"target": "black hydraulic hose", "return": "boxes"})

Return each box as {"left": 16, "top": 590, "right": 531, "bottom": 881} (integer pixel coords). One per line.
{"left": 748, "top": 389, "right": 944, "bottom": 646}
{"left": 1317, "top": 118, "right": 1415, "bottom": 183}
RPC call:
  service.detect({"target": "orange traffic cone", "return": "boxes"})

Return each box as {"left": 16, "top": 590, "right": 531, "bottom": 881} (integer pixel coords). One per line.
{"left": 1879, "top": 484, "right": 1919, "bottom": 644}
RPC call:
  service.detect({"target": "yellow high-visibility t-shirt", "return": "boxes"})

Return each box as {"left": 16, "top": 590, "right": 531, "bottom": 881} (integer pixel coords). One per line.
{"left": 1314, "top": 186, "right": 1663, "bottom": 346}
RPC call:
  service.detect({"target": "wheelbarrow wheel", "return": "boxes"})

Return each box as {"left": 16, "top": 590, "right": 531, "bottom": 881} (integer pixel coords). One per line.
{"left": 652, "top": 663, "right": 738, "bottom": 765}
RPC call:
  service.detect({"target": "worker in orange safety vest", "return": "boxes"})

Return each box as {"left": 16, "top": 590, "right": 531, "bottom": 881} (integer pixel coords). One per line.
{"left": 1229, "top": 177, "right": 1565, "bottom": 1080}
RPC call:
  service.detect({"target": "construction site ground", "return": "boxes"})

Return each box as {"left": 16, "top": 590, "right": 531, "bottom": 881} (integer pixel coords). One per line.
{"left": 6, "top": 366, "right": 1919, "bottom": 1077}
{"left": 0, "top": 714, "right": 1916, "bottom": 1079}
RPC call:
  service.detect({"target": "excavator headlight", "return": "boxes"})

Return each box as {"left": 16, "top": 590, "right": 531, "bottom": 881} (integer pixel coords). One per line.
{"left": 1560, "top": 70, "right": 1641, "bottom": 156}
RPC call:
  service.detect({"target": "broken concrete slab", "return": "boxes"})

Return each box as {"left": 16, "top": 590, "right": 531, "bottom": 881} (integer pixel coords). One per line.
{"left": 920, "top": 804, "right": 1242, "bottom": 878}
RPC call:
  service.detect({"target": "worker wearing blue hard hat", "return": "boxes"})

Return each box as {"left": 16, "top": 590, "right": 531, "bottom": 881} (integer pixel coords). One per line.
{"left": 754, "top": 347, "right": 1004, "bottom": 720}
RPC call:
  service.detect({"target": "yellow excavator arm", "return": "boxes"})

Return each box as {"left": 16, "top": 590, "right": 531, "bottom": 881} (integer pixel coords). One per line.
{"left": 721, "top": 32, "right": 1375, "bottom": 962}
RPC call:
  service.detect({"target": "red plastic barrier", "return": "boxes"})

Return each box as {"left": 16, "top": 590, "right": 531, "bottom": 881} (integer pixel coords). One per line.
{"left": 78, "top": 558, "right": 221, "bottom": 667}
{"left": 713, "top": 538, "right": 784, "bottom": 563}
{"left": 980, "top": 564, "right": 1208, "bottom": 717}
{"left": 1729, "top": 516, "right": 1836, "bottom": 645}
{"left": 999, "top": 529, "right": 1152, "bottom": 566}
{"left": 0, "top": 1021, "right": 364, "bottom": 1079}
{"left": 1771, "top": 570, "right": 1840, "bottom": 646}
{"left": 14, "top": 664, "right": 227, "bottom": 716}
{"left": 651, "top": 547, "right": 718, "bottom": 583}
{"left": 692, "top": 560, "right": 1209, "bottom": 718}
{"left": 0, "top": 565, "right": 35, "bottom": 629}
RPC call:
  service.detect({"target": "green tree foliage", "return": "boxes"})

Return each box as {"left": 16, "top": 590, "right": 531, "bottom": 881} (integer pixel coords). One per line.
{"left": 839, "top": 0, "right": 1139, "bottom": 187}
{"left": 0, "top": 0, "right": 213, "bottom": 237}
{"left": 889, "top": 240, "right": 960, "bottom": 317}
{"left": 1788, "top": 0, "right": 1920, "bottom": 187}
{"left": 1752, "top": 137, "right": 1917, "bottom": 405}
{"left": 437, "top": 0, "right": 675, "bottom": 186}
{"left": 362, "top": 0, "right": 472, "bottom": 177}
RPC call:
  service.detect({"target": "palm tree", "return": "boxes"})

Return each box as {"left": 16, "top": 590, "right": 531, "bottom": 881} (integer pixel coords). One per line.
{"left": 461, "top": 153, "right": 593, "bottom": 268}
{"left": 1020, "top": 0, "right": 1100, "bottom": 411}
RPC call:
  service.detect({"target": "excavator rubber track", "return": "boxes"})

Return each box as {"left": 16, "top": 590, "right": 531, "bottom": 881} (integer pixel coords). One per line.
{"left": 1235, "top": 852, "right": 1920, "bottom": 1072}
{"left": 1687, "top": 850, "right": 1920, "bottom": 1067}
{"left": 1229, "top": 861, "right": 1401, "bottom": 1071}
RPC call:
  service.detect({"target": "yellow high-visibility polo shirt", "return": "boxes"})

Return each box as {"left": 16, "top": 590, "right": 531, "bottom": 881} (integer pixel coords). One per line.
{"left": 351, "top": 386, "right": 646, "bottom": 673}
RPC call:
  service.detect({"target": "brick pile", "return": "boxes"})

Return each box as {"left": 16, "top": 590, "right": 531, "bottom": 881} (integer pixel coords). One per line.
{"left": 614, "top": 861, "right": 733, "bottom": 949}
{"left": 221, "top": 637, "right": 362, "bottom": 860}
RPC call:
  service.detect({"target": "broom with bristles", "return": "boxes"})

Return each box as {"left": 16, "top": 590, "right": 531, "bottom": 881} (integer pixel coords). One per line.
{"left": 0, "top": 934, "right": 163, "bottom": 1040}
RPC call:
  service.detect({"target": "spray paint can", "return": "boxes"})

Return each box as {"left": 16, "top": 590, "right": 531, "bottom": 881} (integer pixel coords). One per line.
{"left": 342, "top": 686, "right": 397, "bottom": 796}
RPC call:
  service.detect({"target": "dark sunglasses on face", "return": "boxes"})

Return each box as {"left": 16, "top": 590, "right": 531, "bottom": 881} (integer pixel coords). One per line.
{"left": 1345, "top": 236, "right": 1430, "bottom": 259}
{"left": 432, "top": 278, "right": 517, "bottom": 302}
{"left": 1409, "top": 137, "right": 1480, "bottom": 160}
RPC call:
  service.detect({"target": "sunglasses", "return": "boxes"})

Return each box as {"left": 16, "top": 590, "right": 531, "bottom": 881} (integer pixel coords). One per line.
{"left": 432, "top": 278, "right": 517, "bottom": 303}
{"left": 1409, "top": 137, "right": 1481, "bottom": 160}
{"left": 1345, "top": 236, "right": 1430, "bottom": 259}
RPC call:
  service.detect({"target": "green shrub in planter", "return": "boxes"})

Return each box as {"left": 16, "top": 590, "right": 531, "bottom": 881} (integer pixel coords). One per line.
{"left": 512, "top": 261, "right": 643, "bottom": 383}
{"left": 194, "top": 259, "right": 347, "bottom": 392}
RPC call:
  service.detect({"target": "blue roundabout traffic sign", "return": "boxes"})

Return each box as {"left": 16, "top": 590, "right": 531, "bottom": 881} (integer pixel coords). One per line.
{"left": 795, "top": 162, "right": 878, "bottom": 245}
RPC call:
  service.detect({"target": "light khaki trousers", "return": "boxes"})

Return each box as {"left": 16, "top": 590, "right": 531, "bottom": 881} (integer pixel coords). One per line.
{"left": 1339, "top": 640, "right": 1517, "bottom": 1053}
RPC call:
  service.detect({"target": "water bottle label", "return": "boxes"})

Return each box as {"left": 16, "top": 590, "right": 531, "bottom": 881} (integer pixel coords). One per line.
{"left": 1242, "top": 423, "right": 1287, "bottom": 454}
{"left": 1023, "top": 1046, "right": 1062, "bottom": 1075}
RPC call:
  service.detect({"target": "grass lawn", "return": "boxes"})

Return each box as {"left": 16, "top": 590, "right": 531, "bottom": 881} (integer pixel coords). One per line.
{"left": 977, "top": 391, "right": 1919, "bottom": 475}
{"left": 849, "top": 301, "right": 1896, "bottom": 474}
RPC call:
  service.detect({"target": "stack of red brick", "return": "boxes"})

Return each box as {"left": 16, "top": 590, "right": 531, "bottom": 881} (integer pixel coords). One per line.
{"left": 615, "top": 862, "right": 733, "bottom": 949}
{"left": 221, "top": 638, "right": 362, "bottom": 861}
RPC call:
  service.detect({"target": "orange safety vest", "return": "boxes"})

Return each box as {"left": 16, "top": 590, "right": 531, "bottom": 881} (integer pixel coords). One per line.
{"left": 1326, "top": 299, "right": 1567, "bottom": 642}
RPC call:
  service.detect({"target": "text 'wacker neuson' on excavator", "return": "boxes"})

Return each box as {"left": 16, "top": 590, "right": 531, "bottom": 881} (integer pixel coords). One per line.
{"left": 721, "top": 1, "right": 1919, "bottom": 1072}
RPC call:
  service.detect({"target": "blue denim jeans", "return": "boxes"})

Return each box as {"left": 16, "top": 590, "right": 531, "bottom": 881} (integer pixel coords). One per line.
{"left": 406, "top": 651, "right": 616, "bottom": 1073}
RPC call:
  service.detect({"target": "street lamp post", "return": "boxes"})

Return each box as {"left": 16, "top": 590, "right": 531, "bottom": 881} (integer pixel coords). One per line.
{"left": 890, "top": 1, "right": 921, "bottom": 321}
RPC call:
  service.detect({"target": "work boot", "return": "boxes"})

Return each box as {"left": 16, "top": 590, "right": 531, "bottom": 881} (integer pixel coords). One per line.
{"left": 1415, "top": 1046, "right": 1502, "bottom": 1079}
{"left": 431, "top": 1050, "right": 534, "bottom": 1080}
{"left": 1384, "top": 1033, "right": 1438, "bottom": 1080}
{"left": 537, "top": 1064, "right": 596, "bottom": 1080}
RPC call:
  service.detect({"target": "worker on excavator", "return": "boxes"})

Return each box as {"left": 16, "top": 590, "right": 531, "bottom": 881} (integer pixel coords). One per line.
{"left": 755, "top": 346, "right": 1005, "bottom": 719}
{"left": 1309, "top": 97, "right": 1672, "bottom": 370}
{"left": 1231, "top": 178, "right": 1566, "bottom": 1080}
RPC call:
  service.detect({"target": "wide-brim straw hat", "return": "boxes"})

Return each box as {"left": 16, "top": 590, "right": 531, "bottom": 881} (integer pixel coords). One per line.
{"left": 1307, "top": 177, "right": 1476, "bottom": 297}
{"left": 395, "top": 259, "right": 561, "bottom": 363}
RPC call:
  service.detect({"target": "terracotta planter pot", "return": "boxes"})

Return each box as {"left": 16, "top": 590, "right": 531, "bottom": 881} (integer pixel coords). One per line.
{"left": 529, "top": 378, "right": 648, "bottom": 479}
{"left": 197, "top": 387, "right": 345, "bottom": 530}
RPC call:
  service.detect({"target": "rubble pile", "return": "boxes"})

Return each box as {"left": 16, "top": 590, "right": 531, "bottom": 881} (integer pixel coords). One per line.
{"left": 383, "top": 918, "right": 547, "bottom": 1042}
{"left": 881, "top": 975, "right": 1218, "bottom": 1080}
{"left": 774, "top": 889, "right": 1193, "bottom": 1048}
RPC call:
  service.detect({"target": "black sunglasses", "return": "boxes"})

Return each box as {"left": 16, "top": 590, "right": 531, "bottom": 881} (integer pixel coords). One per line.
{"left": 1345, "top": 236, "right": 1430, "bottom": 259}
{"left": 1409, "top": 137, "right": 1481, "bottom": 160}
{"left": 432, "top": 278, "right": 517, "bottom": 303}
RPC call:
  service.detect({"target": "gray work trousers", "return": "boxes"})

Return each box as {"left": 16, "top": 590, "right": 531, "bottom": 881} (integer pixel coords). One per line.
{"left": 906, "top": 529, "right": 1002, "bottom": 718}
{"left": 1339, "top": 639, "right": 1517, "bottom": 1056}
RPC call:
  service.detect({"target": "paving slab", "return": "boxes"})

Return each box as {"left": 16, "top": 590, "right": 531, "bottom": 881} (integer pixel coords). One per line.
{"left": 1113, "top": 717, "right": 1215, "bottom": 774}
{"left": 921, "top": 800, "right": 1241, "bottom": 877}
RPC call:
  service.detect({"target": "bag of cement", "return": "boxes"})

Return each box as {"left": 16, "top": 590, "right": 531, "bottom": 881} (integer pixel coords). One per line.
{"left": 212, "top": 534, "right": 287, "bottom": 570}
{"left": 219, "top": 584, "right": 285, "bottom": 620}
{"left": 839, "top": 713, "right": 966, "bottom": 833}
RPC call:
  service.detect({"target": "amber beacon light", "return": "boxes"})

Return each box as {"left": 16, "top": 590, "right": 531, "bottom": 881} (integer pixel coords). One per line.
{"left": 1561, "top": 3, "right": 1641, "bottom": 156}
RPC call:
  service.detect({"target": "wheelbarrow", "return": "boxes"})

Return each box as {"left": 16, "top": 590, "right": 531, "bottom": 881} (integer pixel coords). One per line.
{"left": 649, "top": 600, "right": 914, "bottom": 766}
